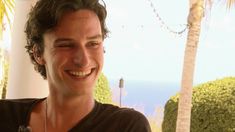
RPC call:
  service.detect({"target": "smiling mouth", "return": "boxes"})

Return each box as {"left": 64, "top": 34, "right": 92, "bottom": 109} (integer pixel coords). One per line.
{"left": 67, "top": 69, "right": 94, "bottom": 78}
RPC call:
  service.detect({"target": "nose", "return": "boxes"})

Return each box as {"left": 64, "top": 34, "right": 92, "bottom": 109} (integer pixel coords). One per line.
{"left": 73, "top": 48, "right": 90, "bottom": 67}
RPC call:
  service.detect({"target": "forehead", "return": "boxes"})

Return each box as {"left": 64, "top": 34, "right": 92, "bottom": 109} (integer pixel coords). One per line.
{"left": 53, "top": 9, "right": 102, "bottom": 35}
{"left": 57, "top": 9, "right": 100, "bottom": 26}
{"left": 55, "top": 9, "right": 101, "bottom": 31}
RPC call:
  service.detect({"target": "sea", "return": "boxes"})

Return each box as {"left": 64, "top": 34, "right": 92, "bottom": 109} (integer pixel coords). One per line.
{"left": 109, "top": 80, "right": 180, "bottom": 116}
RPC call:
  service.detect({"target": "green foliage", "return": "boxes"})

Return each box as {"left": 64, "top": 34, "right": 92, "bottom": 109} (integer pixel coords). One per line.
{"left": 94, "top": 73, "right": 112, "bottom": 104}
{"left": 162, "top": 77, "right": 235, "bottom": 132}
{"left": 162, "top": 94, "right": 179, "bottom": 132}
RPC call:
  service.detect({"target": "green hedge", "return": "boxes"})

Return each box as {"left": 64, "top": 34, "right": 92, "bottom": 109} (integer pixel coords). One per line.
{"left": 94, "top": 73, "right": 112, "bottom": 104}
{"left": 162, "top": 77, "right": 235, "bottom": 132}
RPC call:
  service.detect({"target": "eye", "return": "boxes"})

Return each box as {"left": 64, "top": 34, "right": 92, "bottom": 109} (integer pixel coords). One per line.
{"left": 87, "top": 41, "right": 101, "bottom": 48}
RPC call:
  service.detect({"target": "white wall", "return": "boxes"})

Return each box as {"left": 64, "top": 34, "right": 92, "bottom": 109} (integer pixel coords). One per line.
{"left": 7, "top": 0, "right": 48, "bottom": 99}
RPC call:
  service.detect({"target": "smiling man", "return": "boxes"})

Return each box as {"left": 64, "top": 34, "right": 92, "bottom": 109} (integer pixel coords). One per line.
{"left": 0, "top": 0, "right": 151, "bottom": 131}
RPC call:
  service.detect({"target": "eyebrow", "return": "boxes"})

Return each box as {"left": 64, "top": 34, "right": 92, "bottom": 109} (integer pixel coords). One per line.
{"left": 86, "top": 34, "right": 103, "bottom": 40}
{"left": 54, "top": 38, "right": 73, "bottom": 43}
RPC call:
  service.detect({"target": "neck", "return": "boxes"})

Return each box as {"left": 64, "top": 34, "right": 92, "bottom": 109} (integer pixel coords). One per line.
{"left": 45, "top": 94, "right": 95, "bottom": 131}
{"left": 48, "top": 93, "right": 94, "bottom": 108}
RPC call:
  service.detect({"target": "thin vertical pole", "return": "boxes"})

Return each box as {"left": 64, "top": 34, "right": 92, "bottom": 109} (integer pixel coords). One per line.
{"left": 119, "top": 78, "right": 124, "bottom": 107}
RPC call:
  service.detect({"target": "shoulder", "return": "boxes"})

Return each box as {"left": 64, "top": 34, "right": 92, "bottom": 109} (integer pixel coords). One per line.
{"left": 97, "top": 102, "right": 146, "bottom": 119}
{"left": 0, "top": 98, "right": 43, "bottom": 129}
{"left": 95, "top": 102, "right": 151, "bottom": 132}
{"left": 0, "top": 98, "right": 40, "bottom": 110}
{"left": 0, "top": 98, "right": 40, "bottom": 104}
{"left": 115, "top": 106, "right": 151, "bottom": 131}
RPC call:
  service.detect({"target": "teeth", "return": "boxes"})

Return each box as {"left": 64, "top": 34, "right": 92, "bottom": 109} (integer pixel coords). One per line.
{"left": 69, "top": 70, "right": 91, "bottom": 77}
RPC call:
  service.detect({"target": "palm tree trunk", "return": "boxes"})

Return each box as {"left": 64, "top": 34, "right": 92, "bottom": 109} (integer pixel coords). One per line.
{"left": 176, "top": 0, "right": 204, "bottom": 132}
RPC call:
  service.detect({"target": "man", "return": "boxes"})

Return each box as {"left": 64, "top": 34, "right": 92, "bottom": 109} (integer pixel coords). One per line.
{"left": 0, "top": 0, "right": 151, "bottom": 131}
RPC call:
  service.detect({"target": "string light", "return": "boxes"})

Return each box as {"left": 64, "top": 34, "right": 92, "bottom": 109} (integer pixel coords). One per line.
{"left": 147, "top": 0, "right": 189, "bottom": 36}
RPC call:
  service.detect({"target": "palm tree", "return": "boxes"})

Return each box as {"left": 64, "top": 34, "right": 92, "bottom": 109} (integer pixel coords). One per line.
{"left": 0, "top": 0, "right": 15, "bottom": 99}
{"left": 176, "top": 0, "right": 235, "bottom": 132}
{"left": 0, "top": 0, "right": 14, "bottom": 38}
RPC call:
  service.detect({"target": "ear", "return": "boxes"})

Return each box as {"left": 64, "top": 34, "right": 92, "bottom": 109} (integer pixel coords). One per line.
{"left": 33, "top": 45, "right": 45, "bottom": 65}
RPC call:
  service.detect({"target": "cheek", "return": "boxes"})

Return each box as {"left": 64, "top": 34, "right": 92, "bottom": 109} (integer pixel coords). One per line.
{"left": 53, "top": 56, "right": 68, "bottom": 69}
{"left": 92, "top": 48, "right": 104, "bottom": 63}
{"left": 46, "top": 55, "right": 65, "bottom": 73}
{"left": 97, "top": 52, "right": 104, "bottom": 65}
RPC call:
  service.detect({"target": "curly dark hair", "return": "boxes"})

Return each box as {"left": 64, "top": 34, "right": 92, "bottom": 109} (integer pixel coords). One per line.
{"left": 25, "top": 0, "right": 108, "bottom": 79}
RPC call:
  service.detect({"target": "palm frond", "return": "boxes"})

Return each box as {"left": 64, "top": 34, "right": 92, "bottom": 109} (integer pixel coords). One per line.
{"left": 0, "top": 1, "right": 6, "bottom": 22}
{"left": 0, "top": 0, "right": 15, "bottom": 35}
{"left": 3, "top": 0, "right": 15, "bottom": 14}
{"left": 0, "top": 1, "right": 6, "bottom": 39}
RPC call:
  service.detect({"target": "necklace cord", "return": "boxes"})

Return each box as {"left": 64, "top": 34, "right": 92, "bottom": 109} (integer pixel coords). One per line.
{"left": 45, "top": 98, "right": 47, "bottom": 132}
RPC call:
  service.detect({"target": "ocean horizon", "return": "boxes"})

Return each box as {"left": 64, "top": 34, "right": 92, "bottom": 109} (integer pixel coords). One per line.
{"left": 109, "top": 80, "right": 180, "bottom": 116}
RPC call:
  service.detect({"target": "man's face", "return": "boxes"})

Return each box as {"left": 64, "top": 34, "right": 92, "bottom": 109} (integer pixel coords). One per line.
{"left": 40, "top": 9, "right": 104, "bottom": 97}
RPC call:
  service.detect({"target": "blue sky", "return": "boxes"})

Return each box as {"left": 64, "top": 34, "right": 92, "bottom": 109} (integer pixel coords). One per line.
{"left": 103, "top": 0, "right": 235, "bottom": 85}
